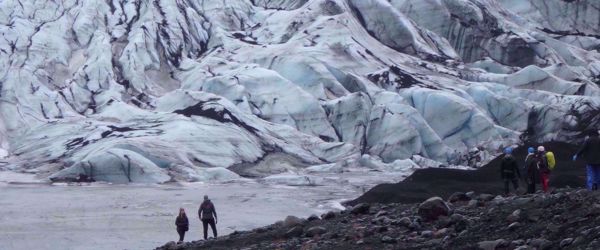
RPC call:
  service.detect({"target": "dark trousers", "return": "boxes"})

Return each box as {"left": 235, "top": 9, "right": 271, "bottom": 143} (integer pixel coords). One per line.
{"left": 202, "top": 218, "right": 217, "bottom": 239}
{"left": 504, "top": 178, "right": 519, "bottom": 194}
{"left": 586, "top": 165, "right": 600, "bottom": 190}
{"left": 177, "top": 229, "right": 186, "bottom": 242}
{"left": 526, "top": 176, "right": 536, "bottom": 194}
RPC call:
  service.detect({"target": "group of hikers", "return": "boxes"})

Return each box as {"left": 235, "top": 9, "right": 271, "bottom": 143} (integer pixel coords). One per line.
{"left": 174, "top": 195, "right": 218, "bottom": 243}
{"left": 500, "top": 130, "right": 600, "bottom": 195}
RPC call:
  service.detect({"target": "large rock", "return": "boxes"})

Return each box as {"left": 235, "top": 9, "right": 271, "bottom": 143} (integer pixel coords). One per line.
{"left": 418, "top": 197, "right": 451, "bottom": 221}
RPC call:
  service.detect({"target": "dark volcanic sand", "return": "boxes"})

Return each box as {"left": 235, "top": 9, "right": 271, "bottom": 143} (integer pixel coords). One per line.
{"left": 348, "top": 142, "right": 587, "bottom": 205}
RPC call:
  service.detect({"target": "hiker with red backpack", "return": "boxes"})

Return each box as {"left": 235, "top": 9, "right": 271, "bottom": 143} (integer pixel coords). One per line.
{"left": 535, "top": 146, "right": 556, "bottom": 193}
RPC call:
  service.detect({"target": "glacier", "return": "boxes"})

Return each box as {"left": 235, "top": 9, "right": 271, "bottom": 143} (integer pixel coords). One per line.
{"left": 0, "top": 0, "right": 599, "bottom": 183}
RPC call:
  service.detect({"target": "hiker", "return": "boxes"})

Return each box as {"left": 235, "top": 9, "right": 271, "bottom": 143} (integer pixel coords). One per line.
{"left": 198, "top": 195, "right": 218, "bottom": 240}
{"left": 175, "top": 208, "right": 189, "bottom": 243}
{"left": 524, "top": 147, "right": 538, "bottom": 194}
{"left": 536, "top": 146, "right": 551, "bottom": 192}
{"left": 573, "top": 130, "right": 600, "bottom": 190}
{"left": 500, "top": 147, "right": 520, "bottom": 195}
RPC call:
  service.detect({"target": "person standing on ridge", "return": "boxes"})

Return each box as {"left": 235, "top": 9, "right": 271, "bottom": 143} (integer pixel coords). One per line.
{"left": 175, "top": 208, "right": 189, "bottom": 243}
{"left": 536, "top": 146, "right": 551, "bottom": 192}
{"left": 524, "top": 147, "right": 538, "bottom": 194}
{"left": 198, "top": 195, "right": 218, "bottom": 240}
{"left": 500, "top": 147, "right": 520, "bottom": 195}
{"left": 573, "top": 130, "right": 600, "bottom": 190}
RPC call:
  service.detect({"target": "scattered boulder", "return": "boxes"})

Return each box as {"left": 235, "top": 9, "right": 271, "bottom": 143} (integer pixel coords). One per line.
{"left": 305, "top": 226, "right": 327, "bottom": 237}
{"left": 508, "top": 222, "right": 521, "bottom": 231}
{"left": 478, "top": 239, "right": 507, "bottom": 250}
{"left": 507, "top": 209, "right": 522, "bottom": 222}
{"left": 448, "top": 192, "right": 470, "bottom": 203}
{"left": 307, "top": 214, "right": 320, "bottom": 221}
{"left": 351, "top": 203, "right": 371, "bottom": 215}
{"left": 530, "top": 238, "right": 552, "bottom": 249}
{"left": 421, "top": 230, "right": 433, "bottom": 238}
{"left": 375, "top": 210, "right": 388, "bottom": 217}
{"left": 321, "top": 211, "right": 336, "bottom": 220}
{"left": 418, "top": 197, "right": 450, "bottom": 221}
{"left": 478, "top": 194, "right": 495, "bottom": 202}
{"left": 397, "top": 217, "right": 412, "bottom": 227}
{"left": 381, "top": 236, "right": 397, "bottom": 243}
{"left": 283, "top": 216, "right": 304, "bottom": 228}
{"left": 284, "top": 226, "right": 304, "bottom": 238}
{"left": 560, "top": 238, "right": 573, "bottom": 248}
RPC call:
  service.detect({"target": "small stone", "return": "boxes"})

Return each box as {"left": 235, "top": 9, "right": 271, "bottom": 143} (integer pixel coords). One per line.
{"left": 436, "top": 215, "right": 451, "bottom": 228}
{"left": 467, "top": 199, "right": 479, "bottom": 208}
{"left": 448, "top": 192, "right": 469, "bottom": 203}
{"left": 375, "top": 210, "right": 388, "bottom": 217}
{"left": 511, "top": 239, "right": 525, "bottom": 246}
{"left": 513, "top": 198, "right": 532, "bottom": 206}
{"left": 305, "top": 226, "right": 327, "bottom": 237}
{"left": 397, "top": 217, "right": 412, "bottom": 227}
{"left": 478, "top": 194, "right": 495, "bottom": 201}
{"left": 376, "top": 226, "right": 389, "bottom": 233}
{"left": 508, "top": 222, "right": 521, "bottom": 231}
{"left": 530, "top": 238, "right": 551, "bottom": 249}
{"left": 435, "top": 228, "right": 449, "bottom": 238}
{"left": 507, "top": 209, "right": 522, "bottom": 222}
{"left": 421, "top": 230, "right": 433, "bottom": 238}
{"left": 478, "top": 239, "right": 507, "bottom": 250}
{"left": 560, "top": 238, "right": 574, "bottom": 248}
{"left": 321, "top": 211, "right": 336, "bottom": 220}
{"left": 356, "top": 240, "right": 364, "bottom": 245}
{"left": 351, "top": 203, "right": 371, "bottom": 215}
{"left": 418, "top": 197, "right": 450, "bottom": 221}
{"left": 465, "top": 191, "right": 476, "bottom": 199}
{"left": 381, "top": 236, "right": 397, "bottom": 243}
{"left": 307, "top": 214, "right": 320, "bottom": 221}
{"left": 283, "top": 216, "right": 304, "bottom": 228}
{"left": 284, "top": 226, "right": 304, "bottom": 238}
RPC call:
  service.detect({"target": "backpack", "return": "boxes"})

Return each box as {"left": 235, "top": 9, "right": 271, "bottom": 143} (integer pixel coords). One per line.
{"left": 546, "top": 151, "right": 556, "bottom": 170}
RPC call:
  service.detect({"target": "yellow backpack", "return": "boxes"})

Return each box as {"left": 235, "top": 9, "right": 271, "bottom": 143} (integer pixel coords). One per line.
{"left": 546, "top": 151, "right": 556, "bottom": 170}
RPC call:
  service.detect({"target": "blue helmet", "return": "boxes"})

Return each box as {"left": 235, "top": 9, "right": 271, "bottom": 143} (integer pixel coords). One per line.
{"left": 504, "top": 147, "right": 513, "bottom": 154}
{"left": 528, "top": 147, "right": 535, "bottom": 154}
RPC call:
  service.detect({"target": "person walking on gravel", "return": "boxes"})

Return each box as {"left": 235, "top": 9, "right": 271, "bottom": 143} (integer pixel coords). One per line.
{"left": 198, "top": 195, "right": 218, "bottom": 240}
{"left": 175, "top": 208, "right": 189, "bottom": 243}
{"left": 524, "top": 147, "right": 538, "bottom": 194}
{"left": 573, "top": 130, "right": 600, "bottom": 190}
{"left": 500, "top": 147, "right": 520, "bottom": 195}
{"left": 536, "top": 146, "right": 551, "bottom": 192}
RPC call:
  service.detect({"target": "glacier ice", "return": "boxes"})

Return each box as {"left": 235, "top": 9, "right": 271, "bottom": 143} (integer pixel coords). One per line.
{"left": 0, "top": 0, "right": 599, "bottom": 183}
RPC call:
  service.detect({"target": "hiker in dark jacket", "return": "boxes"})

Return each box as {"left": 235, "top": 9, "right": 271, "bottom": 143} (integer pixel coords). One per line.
{"left": 573, "top": 130, "right": 600, "bottom": 190}
{"left": 524, "top": 147, "right": 538, "bottom": 194}
{"left": 198, "top": 195, "right": 218, "bottom": 240}
{"left": 501, "top": 147, "right": 520, "bottom": 195}
{"left": 175, "top": 208, "right": 189, "bottom": 243}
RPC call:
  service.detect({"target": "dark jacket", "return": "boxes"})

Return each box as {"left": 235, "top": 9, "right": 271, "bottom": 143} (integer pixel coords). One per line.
{"left": 500, "top": 154, "right": 520, "bottom": 179}
{"left": 199, "top": 200, "right": 217, "bottom": 221}
{"left": 525, "top": 153, "right": 539, "bottom": 182}
{"left": 576, "top": 136, "right": 600, "bottom": 165}
{"left": 176, "top": 214, "right": 189, "bottom": 232}
{"left": 535, "top": 152, "right": 550, "bottom": 174}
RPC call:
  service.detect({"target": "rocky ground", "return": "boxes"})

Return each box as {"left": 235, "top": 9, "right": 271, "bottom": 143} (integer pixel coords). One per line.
{"left": 156, "top": 143, "right": 595, "bottom": 249}
{"left": 157, "top": 188, "right": 600, "bottom": 250}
